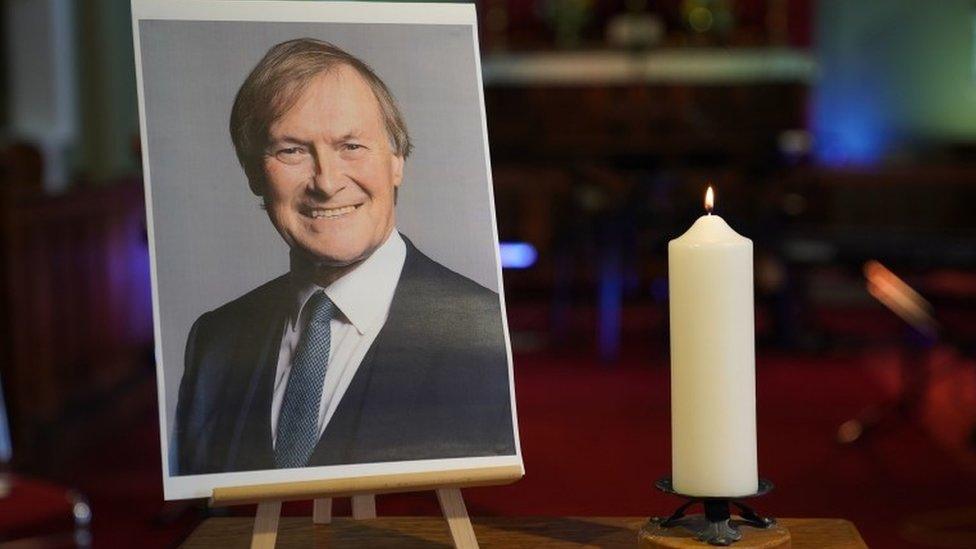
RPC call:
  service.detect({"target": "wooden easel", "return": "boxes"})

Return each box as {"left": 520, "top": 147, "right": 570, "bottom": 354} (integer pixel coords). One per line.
{"left": 210, "top": 464, "right": 522, "bottom": 549}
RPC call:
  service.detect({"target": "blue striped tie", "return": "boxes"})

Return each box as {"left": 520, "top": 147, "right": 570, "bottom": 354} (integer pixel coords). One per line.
{"left": 275, "top": 291, "right": 335, "bottom": 468}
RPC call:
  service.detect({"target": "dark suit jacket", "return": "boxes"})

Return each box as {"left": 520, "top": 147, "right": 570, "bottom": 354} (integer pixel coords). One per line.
{"left": 174, "top": 238, "right": 515, "bottom": 475}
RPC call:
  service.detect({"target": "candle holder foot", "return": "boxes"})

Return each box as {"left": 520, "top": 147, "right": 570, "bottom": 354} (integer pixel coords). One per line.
{"left": 648, "top": 477, "right": 776, "bottom": 547}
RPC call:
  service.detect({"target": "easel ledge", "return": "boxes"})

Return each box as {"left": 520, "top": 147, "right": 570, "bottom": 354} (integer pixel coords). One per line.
{"left": 210, "top": 463, "right": 524, "bottom": 506}
{"left": 212, "top": 464, "right": 522, "bottom": 548}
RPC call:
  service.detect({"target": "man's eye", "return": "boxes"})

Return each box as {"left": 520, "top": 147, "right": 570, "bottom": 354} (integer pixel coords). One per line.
{"left": 343, "top": 143, "right": 365, "bottom": 151}
{"left": 274, "top": 147, "right": 308, "bottom": 164}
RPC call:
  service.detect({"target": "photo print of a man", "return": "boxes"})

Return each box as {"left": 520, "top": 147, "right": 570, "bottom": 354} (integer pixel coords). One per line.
{"left": 174, "top": 38, "right": 515, "bottom": 475}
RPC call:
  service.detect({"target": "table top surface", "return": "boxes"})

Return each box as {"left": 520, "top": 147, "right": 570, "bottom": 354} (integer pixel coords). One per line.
{"left": 182, "top": 516, "right": 867, "bottom": 548}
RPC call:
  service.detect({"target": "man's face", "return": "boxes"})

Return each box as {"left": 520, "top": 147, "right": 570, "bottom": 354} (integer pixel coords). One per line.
{"left": 261, "top": 65, "right": 404, "bottom": 267}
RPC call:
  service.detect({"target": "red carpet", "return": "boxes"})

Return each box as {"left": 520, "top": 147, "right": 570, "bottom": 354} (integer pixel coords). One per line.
{"left": 32, "top": 309, "right": 976, "bottom": 548}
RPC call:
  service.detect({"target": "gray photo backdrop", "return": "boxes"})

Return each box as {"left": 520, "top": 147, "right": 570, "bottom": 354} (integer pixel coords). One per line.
{"left": 138, "top": 20, "right": 500, "bottom": 464}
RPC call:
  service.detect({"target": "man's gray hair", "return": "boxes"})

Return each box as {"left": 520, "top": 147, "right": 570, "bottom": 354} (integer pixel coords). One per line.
{"left": 229, "top": 38, "right": 412, "bottom": 195}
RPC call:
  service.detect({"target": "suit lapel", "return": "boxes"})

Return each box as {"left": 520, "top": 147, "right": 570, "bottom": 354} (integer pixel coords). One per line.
{"left": 308, "top": 239, "right": 425, "bottom": 465}
{"left": 223, "top": 279, "right": 290, "bottom": 472}
{"left": 308, "top": 343, "right": 378, "bottom": 464}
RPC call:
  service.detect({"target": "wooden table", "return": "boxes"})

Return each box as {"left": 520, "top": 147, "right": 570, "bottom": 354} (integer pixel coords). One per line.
{"left": 181, "top": 517, "right": 867, "bottom": 548}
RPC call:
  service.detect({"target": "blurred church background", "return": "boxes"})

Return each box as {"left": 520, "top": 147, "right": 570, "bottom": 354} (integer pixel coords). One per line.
{"left": 2, "top": 0, "right": 976, "bottom": 546}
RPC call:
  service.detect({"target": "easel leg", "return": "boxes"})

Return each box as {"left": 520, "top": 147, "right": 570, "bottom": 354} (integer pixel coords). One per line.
{"left": 351, "top": 494, "right": 376, "bottom": 519}
{"left": 436, "top": 488, "right": 479, "bottom": 549}
{"left": 251, "top": 501, "right": 281, "bottom": 549}
{"left": 312, "top": 498, "right": 332, "bottom": 524}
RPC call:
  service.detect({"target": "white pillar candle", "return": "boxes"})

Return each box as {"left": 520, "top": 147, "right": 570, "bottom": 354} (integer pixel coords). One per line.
{"left": 668, "top": 187, "right": 758, "bottom": 497}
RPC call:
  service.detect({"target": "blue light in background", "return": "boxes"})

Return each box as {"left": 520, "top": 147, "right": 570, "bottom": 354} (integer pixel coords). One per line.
{"left": 810, "top": 1, "right": 904, "bottom": 168}
{"left": 812, "top": 89, "right": 889, "bottom": 167}
{"left": 499, "top": 242, "right": 537, "bottom": 269}
{"left": 0, "top": 377, "right": 11, "bottom": 463}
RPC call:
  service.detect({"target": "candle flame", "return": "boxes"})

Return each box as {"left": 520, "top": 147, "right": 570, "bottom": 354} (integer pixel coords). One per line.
{"left": 704, "top": 186, "right": 714, "bottom": 214}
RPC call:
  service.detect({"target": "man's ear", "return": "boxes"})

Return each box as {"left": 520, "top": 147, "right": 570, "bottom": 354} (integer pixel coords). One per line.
{"left": 392, "top": 154, "right": 404, "bottom": 188}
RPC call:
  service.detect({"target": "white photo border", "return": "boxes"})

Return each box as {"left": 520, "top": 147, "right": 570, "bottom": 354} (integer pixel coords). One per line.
{"left": 131, "top": 0, "right": 521, "bottom": 501}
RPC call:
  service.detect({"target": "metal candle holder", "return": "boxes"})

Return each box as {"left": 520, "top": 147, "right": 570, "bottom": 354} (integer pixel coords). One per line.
{"left": 647, "top": 476, "right": 776, "bottom": 546}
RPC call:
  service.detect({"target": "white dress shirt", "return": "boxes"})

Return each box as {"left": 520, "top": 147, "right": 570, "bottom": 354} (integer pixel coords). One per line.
{"left": 270, "top": 230, "right": 406, "bottom": 447}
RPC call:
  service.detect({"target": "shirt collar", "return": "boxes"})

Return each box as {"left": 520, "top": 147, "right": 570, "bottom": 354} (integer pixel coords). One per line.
{"left": 289, "top": 230, "right": 406, "bottom": 335}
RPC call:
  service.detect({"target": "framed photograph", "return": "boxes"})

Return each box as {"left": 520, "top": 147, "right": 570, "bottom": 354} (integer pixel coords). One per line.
{"left": 132, "top": 0, "right": 521, "bottom": 500}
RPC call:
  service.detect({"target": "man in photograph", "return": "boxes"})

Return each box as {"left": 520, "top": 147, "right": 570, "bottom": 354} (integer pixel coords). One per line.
{"left": 174, "top": 38, "right": 514, "bottom": 475}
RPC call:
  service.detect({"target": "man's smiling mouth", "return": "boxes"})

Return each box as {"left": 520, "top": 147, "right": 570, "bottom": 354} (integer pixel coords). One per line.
{"left": 304, "top": 204, "right": 360, "bottom": 219}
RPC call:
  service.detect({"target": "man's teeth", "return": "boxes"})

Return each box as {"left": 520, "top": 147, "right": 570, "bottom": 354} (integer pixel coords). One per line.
{"left": 310, "top": 205, "right": 357, "bottom": 219}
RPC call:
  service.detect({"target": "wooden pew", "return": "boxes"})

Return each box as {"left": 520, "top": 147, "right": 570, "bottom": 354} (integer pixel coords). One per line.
{"left": 0, "top": 169, "right": 153, "bottom": 470}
